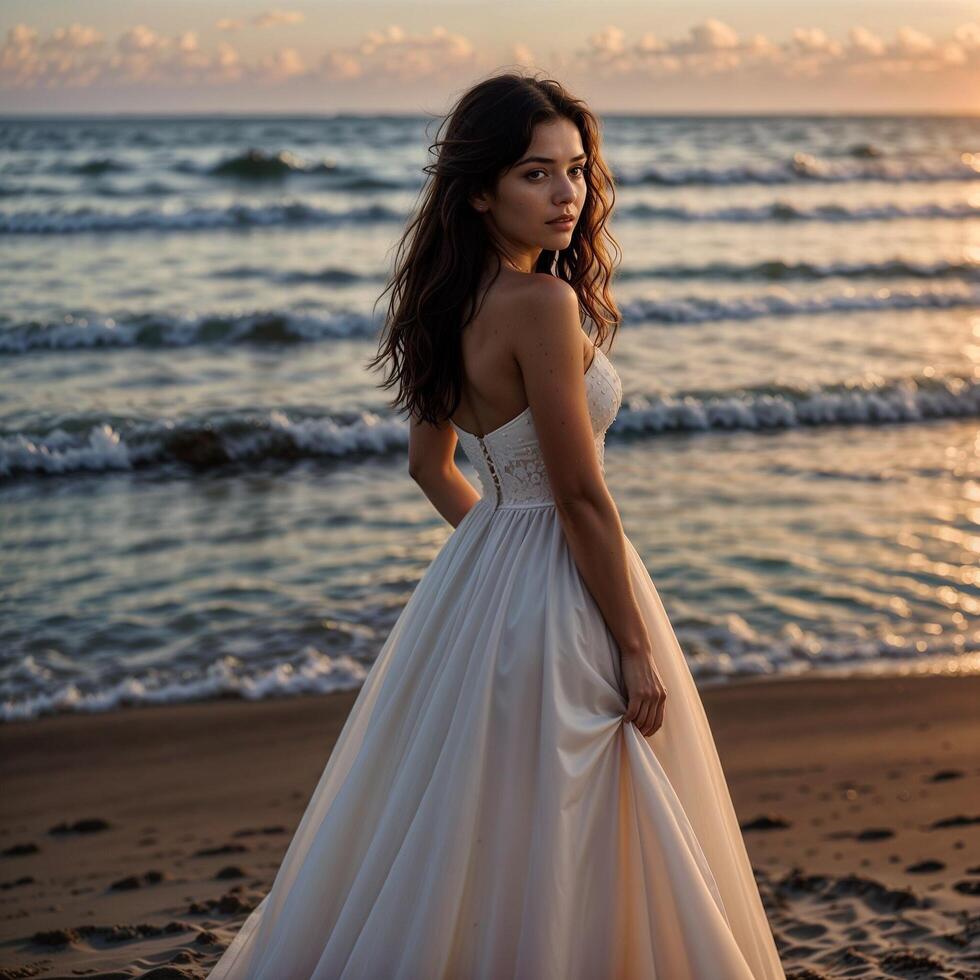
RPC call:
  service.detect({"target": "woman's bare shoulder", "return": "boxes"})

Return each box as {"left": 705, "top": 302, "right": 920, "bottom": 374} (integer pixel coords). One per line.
{"left": 473, "top": 274, "right": 579, "bottom": 355}
{"left": 501, "top": 275, "right": 583, "bottom": 367}
{"left": 495, "top": 274, "right": 579, "bottom": 340}
{"left": 462, "top": 272, "right": 583, "bottom": 384}
{"left": 513, "top": 273, "right": 580, "bottom": 326}
{"left": 512, "top": 272, "right": 578, "bottom": 306}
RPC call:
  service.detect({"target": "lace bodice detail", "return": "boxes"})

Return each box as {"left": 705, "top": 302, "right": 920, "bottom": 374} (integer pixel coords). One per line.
{"left": 450, "top": 346, "right": 623, "bottom": 507}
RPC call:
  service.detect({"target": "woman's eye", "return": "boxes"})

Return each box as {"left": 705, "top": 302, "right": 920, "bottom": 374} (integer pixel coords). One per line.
{"left": 526, "top": 166, "right": 587, "bottom": 180}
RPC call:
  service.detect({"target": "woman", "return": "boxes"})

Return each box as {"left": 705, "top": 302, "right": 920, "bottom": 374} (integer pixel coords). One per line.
{"left": 207, "top": 72, "right": 786, "bottom": 980}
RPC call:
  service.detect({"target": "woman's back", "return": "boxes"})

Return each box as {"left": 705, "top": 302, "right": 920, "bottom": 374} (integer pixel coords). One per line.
{"left": 450, "top": 268, "right": 596, "bottom": 439}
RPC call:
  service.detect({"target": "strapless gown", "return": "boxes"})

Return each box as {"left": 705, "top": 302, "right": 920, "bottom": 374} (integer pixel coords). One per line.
{"left": 206, "top": 345, "right": 786, "bottom": 979}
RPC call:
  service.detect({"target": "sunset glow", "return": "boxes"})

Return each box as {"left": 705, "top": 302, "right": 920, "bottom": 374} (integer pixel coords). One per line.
{"left": 1, "top": 2, "right": 979, "bottom": 113}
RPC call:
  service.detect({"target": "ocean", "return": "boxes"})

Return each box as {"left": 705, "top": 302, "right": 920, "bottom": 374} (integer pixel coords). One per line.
{"left": 1, "top": 112, "right": 977, "bottom": 723}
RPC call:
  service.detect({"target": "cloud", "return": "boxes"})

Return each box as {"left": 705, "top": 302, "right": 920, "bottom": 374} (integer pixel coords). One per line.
{"left": 0, "top": 21, "right": 244, "bottom": 87}
{"left": 637, "top": 34, "right": 667, "bottom": 54}
{"left": 215, "top": 41, "right": 242, "bottom": 77}
{"left": 256, "top": 46, "right": 306, "bottom": 80}
{"left": 0, "top": 20, "right": 480, "bottom": 89}
{"left": 686, "top": 19, "right": 740, "bottom": 53}
{"left": 323, "top": 50, "right": 360, "bottom": 80}
{"left": 587, "top": 26, "right": 627, "bottom": 63}
{"left": 253, "top": 10, "right": 305, "bottom": 29}
{"left": 117, "top": 25, "right": 162, "bottom": 54}
{"left": 577, "top": 18, "right": 980, "bottom": 80}
{"left": 791, "top": 28, "right": 842, "bottom": 56}
{"left": 1, "top": 22, "right": 105, "bottom": 87}
{"left": 895, "top": 26, "right": 934, "bottom": 56}
{"left": 848, "top": 26, "right": 886, "bottom": 58}
{"left": 3, "top": 17, "right": 979, "bottom": 93}
{"left": 44, "top": 24, "right": 103, "bottom": 51}
{"left": 108, "top": 24, "right": 240, "bottom": 83}
{"left": 954, "top": 22, "right": 980, "bottom": 50}
{"left": 319, "top": 24, "right": 477, "bottom": 81}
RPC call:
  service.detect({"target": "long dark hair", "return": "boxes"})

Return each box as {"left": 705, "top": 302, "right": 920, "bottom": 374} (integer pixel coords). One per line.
{"left": 366, "top": 70, "right": 622, "bottom": 427}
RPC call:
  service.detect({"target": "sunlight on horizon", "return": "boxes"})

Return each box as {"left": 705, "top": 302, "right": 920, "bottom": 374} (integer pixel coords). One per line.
{"left": 1, "top": 2, "right": 979, "bottom": 113}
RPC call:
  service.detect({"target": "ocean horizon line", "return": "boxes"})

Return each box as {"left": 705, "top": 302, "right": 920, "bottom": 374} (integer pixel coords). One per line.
{"left": 2, "top": 108, "right": 979, "bottom": 120}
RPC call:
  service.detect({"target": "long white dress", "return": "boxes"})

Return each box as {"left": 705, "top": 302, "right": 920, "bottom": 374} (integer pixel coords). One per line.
{"left": 207, "top": 345, "right": 786, "bottom": 979}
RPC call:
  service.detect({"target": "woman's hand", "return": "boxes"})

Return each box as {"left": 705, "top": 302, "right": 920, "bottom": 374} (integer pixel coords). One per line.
{"left": 620, "top": 641, "right": 668, "bottom": 737}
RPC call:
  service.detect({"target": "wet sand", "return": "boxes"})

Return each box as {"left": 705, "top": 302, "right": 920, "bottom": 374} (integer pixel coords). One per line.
{"left": 1, "top": 673, "right": 978, "bottom": 979}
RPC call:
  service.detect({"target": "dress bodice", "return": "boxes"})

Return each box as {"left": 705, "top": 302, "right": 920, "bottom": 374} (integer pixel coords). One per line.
{"left": 450, "top": 346, "right": 623, "bottom": 508}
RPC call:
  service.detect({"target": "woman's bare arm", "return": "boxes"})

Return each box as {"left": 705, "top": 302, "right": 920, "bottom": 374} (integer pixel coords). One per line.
{"left": 511, "top": 276, "right": 667, "bottom": 735}
{"left": 412, "top": 461, "right": 482, "bottom": 529}
{"left": 408, "top": 418, "right": 482, "bottom": 528}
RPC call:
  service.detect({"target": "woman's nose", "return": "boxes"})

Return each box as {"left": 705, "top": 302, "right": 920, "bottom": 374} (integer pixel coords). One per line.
{"left": 554, "top": 179, "right": 575, "bottom": 202}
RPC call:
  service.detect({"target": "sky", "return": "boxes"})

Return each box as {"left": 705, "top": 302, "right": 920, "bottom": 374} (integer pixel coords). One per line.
{"left": 1, "top": 1, "right": 978, "bottom": 114}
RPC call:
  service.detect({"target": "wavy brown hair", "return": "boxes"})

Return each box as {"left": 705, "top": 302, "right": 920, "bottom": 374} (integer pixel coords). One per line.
{"left": 365, "top": 70, "right": 622, "bottom": 427}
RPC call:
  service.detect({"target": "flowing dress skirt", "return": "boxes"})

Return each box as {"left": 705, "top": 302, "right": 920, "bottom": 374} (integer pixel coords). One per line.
{"left": 207, "top": 496, "right": 786, "bottom": 979}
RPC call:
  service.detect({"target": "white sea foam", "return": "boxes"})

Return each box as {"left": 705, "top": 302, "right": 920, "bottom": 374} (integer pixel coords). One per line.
{"left": 1, "top": 197, "right": 976, "bottom": 235}
{"left": 1, "top": 373, "right": 975, "bottom": 480}
{"left": 2, "top": 283, "right": 976, "bottom": 354}
{"left": 0, "top": 647, "right": 370, "bottom": 723}
{"left": 2, "top": 622, "right": 975, "bottom": 722}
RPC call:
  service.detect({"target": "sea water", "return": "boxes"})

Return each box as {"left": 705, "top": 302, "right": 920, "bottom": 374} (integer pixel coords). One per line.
{"left": 1, "top": 113, "right": 977, "bottom": 722}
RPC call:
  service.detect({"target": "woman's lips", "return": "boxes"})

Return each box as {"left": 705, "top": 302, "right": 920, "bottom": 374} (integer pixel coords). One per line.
{"left": 547, "top": 217, "right": 574, "bottom": 227}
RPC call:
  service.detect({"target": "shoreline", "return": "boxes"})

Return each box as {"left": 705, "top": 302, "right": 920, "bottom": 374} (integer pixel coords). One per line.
{"left": 1, "top": 673, "right": 978, "bottom": 978}
{"left": 5, "top": 658, "right": 978, "bottom": 729}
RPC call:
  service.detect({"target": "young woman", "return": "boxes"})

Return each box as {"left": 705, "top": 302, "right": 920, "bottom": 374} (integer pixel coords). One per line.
{"left": 207, "top": 72, "right": 786, "bottom": 979}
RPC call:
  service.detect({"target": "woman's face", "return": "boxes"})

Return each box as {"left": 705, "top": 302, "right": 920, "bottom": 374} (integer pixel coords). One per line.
{"left": 474, "top": 117, "right": 588, "bottom": 264}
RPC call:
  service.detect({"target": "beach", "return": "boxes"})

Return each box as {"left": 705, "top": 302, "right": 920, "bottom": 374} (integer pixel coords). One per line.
{"left": 1, "top": 108, "right": 978, "bottom": 980}
{"left": 1, "top": 8, "right": 979, "bottom": 975}
{"left": 1, "top": 672, "right": 978, "bottom": 979}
